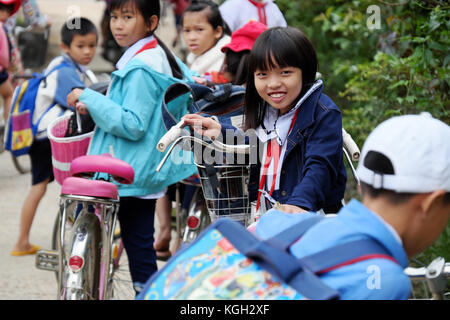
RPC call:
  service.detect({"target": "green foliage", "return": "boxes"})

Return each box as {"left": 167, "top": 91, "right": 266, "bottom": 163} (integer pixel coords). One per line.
{"left": 276, "top": 0, "right": 449, "bottom": 263}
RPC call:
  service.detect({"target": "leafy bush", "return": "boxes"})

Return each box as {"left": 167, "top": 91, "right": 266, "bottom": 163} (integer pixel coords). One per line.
{"left": 277, "top": 0, "right": 449, "bottom": 265}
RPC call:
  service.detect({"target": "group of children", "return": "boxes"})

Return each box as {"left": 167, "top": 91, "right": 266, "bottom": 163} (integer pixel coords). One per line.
{"left": 5, "top": 0, "right": 449, "bottom": 300}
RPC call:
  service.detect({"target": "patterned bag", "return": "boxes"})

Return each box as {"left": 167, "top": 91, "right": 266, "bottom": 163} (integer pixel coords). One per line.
{"left": 137, "top": 216, "right": 395, "bottom": 300}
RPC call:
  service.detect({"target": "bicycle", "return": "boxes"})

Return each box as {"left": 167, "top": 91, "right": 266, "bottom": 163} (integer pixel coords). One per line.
{"left": 36, "top": 152, "right": 135, "bottom": 300}
{"left": 405, "top": 257, "right": 450, "bottom": 300}
{"left": 156, "top": 120, "right": 253, "bottom": 245}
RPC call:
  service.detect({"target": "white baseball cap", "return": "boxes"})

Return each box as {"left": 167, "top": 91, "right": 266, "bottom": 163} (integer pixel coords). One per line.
{"left": 356, "top": 112, "right": 450, "bottom": 193}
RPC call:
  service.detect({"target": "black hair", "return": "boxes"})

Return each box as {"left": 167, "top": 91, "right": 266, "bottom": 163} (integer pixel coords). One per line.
{"left": 61, "top": 17, "right": 98, "bottom": 47}
{"left": 243, "top": 27, "right": 318, "bottom": 130}
{"left": 360, "top": 151, "right": 450, "bottom": 205}
{"left": 223, "top": 49, "right": 250, "bottom": 85}
{"left": 182, "top": 0, "right": 231, "bottom": 36}
{"left": 0, "top": 3, "right": 15, "bottom": 14}
{"left": 109, "top": 0, "right": 183, "bottom": 79}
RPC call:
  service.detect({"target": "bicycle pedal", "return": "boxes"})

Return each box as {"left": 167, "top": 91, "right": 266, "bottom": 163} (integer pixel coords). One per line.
{"left": 35, "top": 249, "right": 59, "bottom": 272}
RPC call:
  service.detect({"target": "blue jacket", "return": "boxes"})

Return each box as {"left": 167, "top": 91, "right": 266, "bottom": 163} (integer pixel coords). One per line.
{"left": 79, "top": 46, "right": 197, "bottom": 197}
{"left": 255, "top": 199, "right": 411, "bottom": 300}
{"left": 224, "top": 82, "right": 347, "bottom": 212}
{"left": 34, "top": 53, "right": 92, "bottom": 140}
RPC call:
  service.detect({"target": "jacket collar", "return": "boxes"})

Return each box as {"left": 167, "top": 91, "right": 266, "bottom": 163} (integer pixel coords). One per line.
{"left": 116, "top": 36, "right": 155, "bottom": 70}
{"left": 60, "top": 52, "right": 87, "bottom": 74}
{"left": 290, "top": 79, "right": 323, "bottom": 134}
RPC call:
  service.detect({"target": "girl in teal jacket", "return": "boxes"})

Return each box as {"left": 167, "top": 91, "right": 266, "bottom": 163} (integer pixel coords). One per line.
{"left": 67, "top": 0, "right": 196, "bottom": 293}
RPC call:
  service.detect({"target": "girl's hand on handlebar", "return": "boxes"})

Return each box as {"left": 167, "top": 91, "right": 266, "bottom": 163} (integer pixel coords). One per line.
{"left": 279, "top": 204, "right": 307, "bottom": 214}
{"left": 182, "top": 114, "right": 222, "bottom": 140}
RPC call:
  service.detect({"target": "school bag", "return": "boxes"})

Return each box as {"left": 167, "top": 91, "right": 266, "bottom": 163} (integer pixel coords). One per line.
{"left": 4, "top": 62, "right": 70, "bottom": 156}
{"left": 137, "top": 215, "right": 397, "bottom": 300}
{"left": 161, "top": 81, "right": 246, "bottom": 133}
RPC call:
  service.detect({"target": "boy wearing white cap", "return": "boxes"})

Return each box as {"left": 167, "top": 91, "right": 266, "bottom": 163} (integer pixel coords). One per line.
{"left": 254, "top": 112, "right": 450, "bottom": 299}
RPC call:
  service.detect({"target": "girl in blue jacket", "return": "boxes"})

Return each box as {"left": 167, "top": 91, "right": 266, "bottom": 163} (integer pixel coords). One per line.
{"left": 183, "top": 26, "right": 347, "bottom": 214}
{"left": 67, "top": 0, "right": 196, "bottom": 293}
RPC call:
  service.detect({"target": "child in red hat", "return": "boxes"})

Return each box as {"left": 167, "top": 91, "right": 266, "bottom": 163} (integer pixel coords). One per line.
{"left": 220, "top": 20, "right": 267, "bottom": 85}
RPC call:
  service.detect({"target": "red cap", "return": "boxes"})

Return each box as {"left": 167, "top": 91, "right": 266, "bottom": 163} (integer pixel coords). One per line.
{"left": 0, "top": 0, "right": 22, "bottom": 15}
{"left": 221, "top": 20, "right": 267, "bottom": 53}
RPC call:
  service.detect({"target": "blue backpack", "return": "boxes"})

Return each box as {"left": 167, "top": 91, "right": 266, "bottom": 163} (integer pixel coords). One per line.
{"left": 4, "top": 62, "right": 69, "bottom": 156}
{"left": 137, "top": 215, "right": 396, "bottom": 300}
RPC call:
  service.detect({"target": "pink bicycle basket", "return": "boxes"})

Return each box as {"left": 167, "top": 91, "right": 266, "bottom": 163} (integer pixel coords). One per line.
{"left": 47, "top": 114, "right": 94, "bottom": 185}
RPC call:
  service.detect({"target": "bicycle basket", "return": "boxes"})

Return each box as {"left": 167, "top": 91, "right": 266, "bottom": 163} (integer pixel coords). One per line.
{"left": 195, "top": 162, "right": 251, "bottom": 225}
{"left": 48, "top": 114, "right": 94, "bottom": 185}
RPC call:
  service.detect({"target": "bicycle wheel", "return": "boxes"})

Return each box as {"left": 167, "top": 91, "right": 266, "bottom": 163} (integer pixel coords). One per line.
{"left": 51, "top": 213, "right": 60, "bottom": 280}
{"left": 11, "top": 154, "right": 31, "bottom": 174}
{"left": 107, "top": 231, "right": 135, "bottom": 300}
{"left": 0, "top": 125, "right": 4, "bottom": 153}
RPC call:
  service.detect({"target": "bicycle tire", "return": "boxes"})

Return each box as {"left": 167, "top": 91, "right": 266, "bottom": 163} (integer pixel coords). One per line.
{"left": 11, "top": 154, "right": 31, "bottom": 174}
{"left": 51, "top": 213, "right": 60, "bottom": 280}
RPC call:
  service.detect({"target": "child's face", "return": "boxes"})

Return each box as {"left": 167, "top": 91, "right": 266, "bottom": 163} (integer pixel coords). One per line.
{"left": 254, "top": 64, "right": 303, "bottom": 115}
{"left": 182, "top": 10, "right": 222, "bottom": 56}
{"left": 61, "top": 33, "right": 97, "bottom": 66}
{"left": 411, "top": 197, "right": 450, "bottom": 257}
{"left": 110, "top": 2, "right": 152, "bottom": 47}
{"left": 0, "top": 9, "right": 12, "bottom": 23}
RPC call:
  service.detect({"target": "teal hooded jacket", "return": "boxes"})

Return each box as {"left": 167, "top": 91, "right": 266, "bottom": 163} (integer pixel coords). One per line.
{"left": 78, "top": 46, "right": 197, "bottom": 197}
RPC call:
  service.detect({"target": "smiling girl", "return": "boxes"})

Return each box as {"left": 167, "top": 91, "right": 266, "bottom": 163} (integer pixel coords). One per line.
{"left": 183, "top": 27, "right": 347, "bottom": 215}
{"left": 182, "top": 0, "right": 231, "bottom": 77}
{"left": 66, "top": 0, "right": 196, "bottom": 294}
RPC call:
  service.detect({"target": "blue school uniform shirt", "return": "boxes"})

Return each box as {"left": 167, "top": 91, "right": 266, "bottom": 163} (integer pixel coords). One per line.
{"left": 255, "top": 199, "right": 412, "bottom": 300}
{"left": 78, "top": 38, "right": 197, "bottom": 197}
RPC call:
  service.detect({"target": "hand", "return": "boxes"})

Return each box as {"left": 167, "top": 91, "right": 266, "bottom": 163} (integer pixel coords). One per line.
{"left": 279, "top": 204, "right": 307, "bottom": 214}
{"left": 182, "top": 114, "right": 222, "bottom": 140}
{"left": 75, "top": 102, "right": 88, "bottom": 115}
{"left": 192, "top": 76, "right": 207, "bottom": 85}
{"left": 67, "top": 88, "right": 84, "bottom": 109}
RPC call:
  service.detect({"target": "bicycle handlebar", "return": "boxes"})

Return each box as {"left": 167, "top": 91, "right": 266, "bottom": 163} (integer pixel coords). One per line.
{"left": 156, "top": 123, "right": 250, "bottom": 172}
{"left": 404, "top": 261, "right": 450, "bottom": 280}
{"left": 342, "top": 128, "right": 360, "bottom": 162}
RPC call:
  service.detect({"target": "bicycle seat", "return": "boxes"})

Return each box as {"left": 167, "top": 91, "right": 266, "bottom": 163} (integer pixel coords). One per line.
{"left": 62, "top": 177, "right": 118, "bottom": 199}
{"left": 70, "top": 154, "right": 134, "bottom": 184}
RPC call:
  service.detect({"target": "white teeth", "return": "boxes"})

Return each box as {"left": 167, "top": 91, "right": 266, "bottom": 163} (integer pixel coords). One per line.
{"left": 270, "top": 93, "right": 284, "bottom": 98}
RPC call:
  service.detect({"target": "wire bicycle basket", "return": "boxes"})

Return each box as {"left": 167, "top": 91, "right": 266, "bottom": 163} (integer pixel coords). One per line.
{"left": 195, "top": 161, "right": 252, "bottom": 226}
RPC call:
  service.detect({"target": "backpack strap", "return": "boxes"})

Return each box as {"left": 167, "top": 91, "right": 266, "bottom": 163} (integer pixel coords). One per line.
{"left": 32, "top": 61, "right": 72, "bottom": 134}
{"left": 299, "top": 238, "right": 399, "bottom": 275}
{"left": 264, "top": 215, "right": 398, "bottom": 273}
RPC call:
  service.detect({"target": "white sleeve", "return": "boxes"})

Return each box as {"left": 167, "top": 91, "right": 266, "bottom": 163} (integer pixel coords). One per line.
{"left": 219, "top": 0, "right": 239, "bottom": 31}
